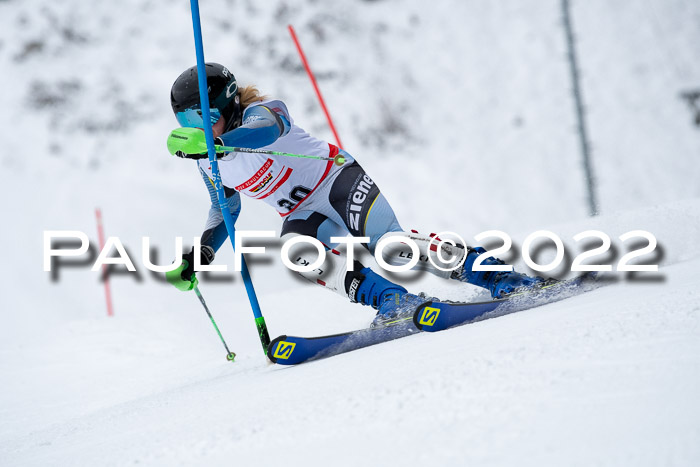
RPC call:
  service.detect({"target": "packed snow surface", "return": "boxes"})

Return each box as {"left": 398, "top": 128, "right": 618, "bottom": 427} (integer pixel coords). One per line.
{"left": 1, "top": 0, "right": 699, "bottom": 465}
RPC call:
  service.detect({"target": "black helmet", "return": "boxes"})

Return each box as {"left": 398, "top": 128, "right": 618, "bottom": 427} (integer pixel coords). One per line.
{"left": 170, "top": 62, "right": 242, "bottom": 132}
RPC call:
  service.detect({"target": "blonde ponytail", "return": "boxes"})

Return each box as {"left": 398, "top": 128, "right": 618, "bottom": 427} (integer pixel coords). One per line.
{"left": 239, "top": 85, "right": 268, "bottom": 109}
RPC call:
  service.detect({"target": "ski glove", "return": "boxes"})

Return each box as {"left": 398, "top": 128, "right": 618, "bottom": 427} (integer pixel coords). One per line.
{"left": 174, "top": 137, "right": 226, "bottom": 160}
{"left": 166, "top": 245, "right": 216, "bottom": 291}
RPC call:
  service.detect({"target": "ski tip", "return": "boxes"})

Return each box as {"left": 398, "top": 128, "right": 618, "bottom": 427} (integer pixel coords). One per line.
{"left": 266, "top": 335, "right": 290, "bottom": 365}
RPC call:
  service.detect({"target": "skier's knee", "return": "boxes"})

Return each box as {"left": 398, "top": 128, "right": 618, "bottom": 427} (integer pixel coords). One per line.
{"left": 375, "top": 231, "right": 467, "bottom": 279}
{"left": 280, "top": 233, "right": 406, "bottom": 308}
{"left": 281, "top": 232, "right": 359, "bottom": 300}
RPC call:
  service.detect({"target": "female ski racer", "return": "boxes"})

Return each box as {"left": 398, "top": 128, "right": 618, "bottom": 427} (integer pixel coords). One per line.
{"left": 165, "top": 63, "right": 545, "bottom": 325}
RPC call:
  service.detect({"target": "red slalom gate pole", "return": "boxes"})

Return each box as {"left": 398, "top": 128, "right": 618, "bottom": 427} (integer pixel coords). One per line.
{"left": 95, "top": 208, "right": 114, "bottom": 317}
{"left": 288, "top": 24, "right": 344, "bottom": 149}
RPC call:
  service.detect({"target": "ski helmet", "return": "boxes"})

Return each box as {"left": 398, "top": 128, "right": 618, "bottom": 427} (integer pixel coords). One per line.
{"left": 170, "top": 63, "right": 242, "bottom": 132}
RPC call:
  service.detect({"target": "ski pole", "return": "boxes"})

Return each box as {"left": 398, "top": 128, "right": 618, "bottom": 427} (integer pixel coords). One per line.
{"left": 189, "top": 0, "right": 271, "bottom": 356}
{"left": 216, "top": 144, "right": 346, "bottom": 166}
{"left": 194, "top": 285, "right": 236, "bottom": 362}
{"left": 167, "top": 127, "right": 347, "bottom": 166}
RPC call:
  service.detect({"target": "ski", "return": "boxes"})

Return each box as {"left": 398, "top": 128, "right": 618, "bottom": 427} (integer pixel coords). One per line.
{"left": 267, "top": 316, "right": 419, "bottom": 365}
{"left": 413, "top": 272, "right": 600, "bottom": 332}
{"left": 267, "top": 273, "right": 600, "bottom": 365}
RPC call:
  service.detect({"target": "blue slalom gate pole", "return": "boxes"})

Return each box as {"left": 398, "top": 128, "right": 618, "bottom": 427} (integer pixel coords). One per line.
{"left": 188, "top": 0, "right": 271, "bottom": 354}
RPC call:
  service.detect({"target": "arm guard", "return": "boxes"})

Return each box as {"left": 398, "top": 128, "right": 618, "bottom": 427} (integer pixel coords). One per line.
{"left": 219, "top": 104, "right": 290, "bottom": 149}
{"left": 199, "top": 167, "right": 242, "bottom": 252}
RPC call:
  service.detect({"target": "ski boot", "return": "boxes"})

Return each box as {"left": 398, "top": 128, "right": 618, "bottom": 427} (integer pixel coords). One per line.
{"left": 350, "top": 267, "right": 429, "bottom": 327}
{"left": 372, "top": 291, "right": 431, "bottom": 327}
{"left": 452, "top": 246, "right": 548, "bottom": 299}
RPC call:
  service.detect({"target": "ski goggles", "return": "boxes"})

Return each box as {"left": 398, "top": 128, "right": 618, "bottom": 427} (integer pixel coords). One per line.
{"left": 175, "top": 107, "right": 221, "bottom": 128}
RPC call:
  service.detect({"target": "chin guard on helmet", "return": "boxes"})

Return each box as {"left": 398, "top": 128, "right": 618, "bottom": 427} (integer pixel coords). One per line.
{"left": 225, "top": 94, "right": 242, "bottom": 131}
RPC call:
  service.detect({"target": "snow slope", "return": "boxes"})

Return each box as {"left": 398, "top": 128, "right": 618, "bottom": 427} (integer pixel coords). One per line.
{"left": 2, "top": 201, "right": 699, "bottom": 466}
{"left": 1, "top": 0, "right": 699, "bottom": 465}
